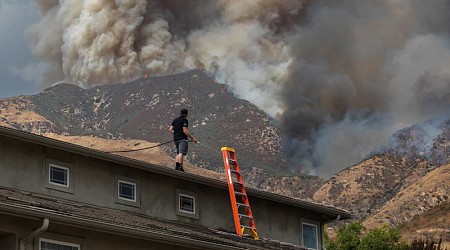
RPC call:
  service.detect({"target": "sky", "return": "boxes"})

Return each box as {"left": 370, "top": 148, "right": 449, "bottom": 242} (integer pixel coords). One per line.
{"left": 0, "top": 0, "right": 43, "bottom": 98}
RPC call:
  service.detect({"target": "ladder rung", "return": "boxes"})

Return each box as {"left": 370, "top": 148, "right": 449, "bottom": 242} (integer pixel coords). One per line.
{"left": 230, "top": 169, "right": 240, "bottom": 175}
{"left": 229, "top": 158, "right": 236, "bottom": 163}
{"left": 236, "top": 202, "right": 249, "bottom": 208}
{"left": 239, "top": 214, "right": 253, "bottom": 219}
{"left": 233, "top": 181, "right": 243, "bottom": 186}
{"left": 234, "top": 191, "right": 247, "bottom": 197}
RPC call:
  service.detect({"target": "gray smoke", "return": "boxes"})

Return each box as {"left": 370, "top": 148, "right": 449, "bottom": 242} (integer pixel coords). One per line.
{"left": 278, "top": 0, "right": 450, "bottom": 177}
{"left": 26, "top": 0, "right": 450, "bottom": 178}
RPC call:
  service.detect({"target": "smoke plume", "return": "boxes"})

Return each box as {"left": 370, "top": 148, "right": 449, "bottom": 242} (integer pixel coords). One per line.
{"left": 27, "top": 0, "right": 450, "bottom": 177}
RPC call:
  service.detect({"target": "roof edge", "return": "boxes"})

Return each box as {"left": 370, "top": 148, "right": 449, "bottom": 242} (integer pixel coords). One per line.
{"left": 0, "top": 201, "right": 245, "bottom": 250}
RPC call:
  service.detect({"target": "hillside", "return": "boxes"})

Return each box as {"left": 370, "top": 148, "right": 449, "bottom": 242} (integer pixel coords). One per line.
{"left": 1, "top": 70, "right": 449, "bottom": 246}
{"left": 364, "top": 163, "right": 450, "bottom": 244}
{"left": 312, "top": 155, "right": 435, "bottom": 218}
{"left": 0, "top": 96, "right": 53, "bottom": 132}
{"left": 399, "top": 201, "right": 450, "bottom": 248}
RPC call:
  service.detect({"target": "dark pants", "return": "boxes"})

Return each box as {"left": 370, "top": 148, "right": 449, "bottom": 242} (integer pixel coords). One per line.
{"left": 175, "top": 140, "right": 188, "bottom": 155}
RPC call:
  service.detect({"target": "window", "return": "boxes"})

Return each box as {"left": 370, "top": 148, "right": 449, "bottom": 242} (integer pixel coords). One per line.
{"left": 40, "top": 238, "right": 80, "bottom": 250}
{"left": 49, "top": 164, "right": 69, "bottom": 187}
{"left": 44, "top": 159, "right": 74, "bottom": 193}
{"left": 176, "top": 189, "right": 199, "bottom": 219}
{"left": 118, "top": 180, "right": 136, "bottom": 202}
{"left": 114, "top": 175, "right": 140, "bottom": 207}
{"left": 179, "top": 194, "right": 195, "bottom": 214}
{"left": 302, "top": 222, "right": 318, "bottom": 250}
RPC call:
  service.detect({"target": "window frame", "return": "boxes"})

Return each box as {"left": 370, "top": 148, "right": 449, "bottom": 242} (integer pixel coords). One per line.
{"left": 39, "top": 238, "right": 80, "bottom": 250}
{"left": 179, "top": 193, "right": 196, "bottom": 214}
{"left": 176, "top": 189, "right": 199, "bottom": 219}
{"left": 44, "top": 159, "right": 74, "bottom": 193}
{"left": 49, "top": 164, "right": 70, "bottom": 188}
{"left": 301, "top": 220, "right": 320, "bottom": 250}
{"left": 118, "top": 179, "right": 137, "bottom": 202}
{"left": 114, "top": 175, "right": 140, "bottom": 207}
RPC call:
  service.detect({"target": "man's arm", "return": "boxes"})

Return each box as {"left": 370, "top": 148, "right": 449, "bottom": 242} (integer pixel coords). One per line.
{"left": 183, "top": 127, "right": 196, "bottom": 142}
{"left": 169, "top": 125, "right": 174, "bottom": 134}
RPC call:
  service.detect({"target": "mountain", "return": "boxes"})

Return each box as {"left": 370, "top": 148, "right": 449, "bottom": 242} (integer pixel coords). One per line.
{"left": 1, "top": 70, "right": 449, "bottom": 245}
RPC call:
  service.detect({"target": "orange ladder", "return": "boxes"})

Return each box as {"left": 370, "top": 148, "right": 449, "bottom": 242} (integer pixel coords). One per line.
{"left": 221, "top": 147, "right": 258, "bottom": 240}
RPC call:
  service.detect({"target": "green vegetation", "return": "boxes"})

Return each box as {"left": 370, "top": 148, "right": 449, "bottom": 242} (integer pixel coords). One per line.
{"left": 325, "top": 221, "right": 447, "bottom": 250}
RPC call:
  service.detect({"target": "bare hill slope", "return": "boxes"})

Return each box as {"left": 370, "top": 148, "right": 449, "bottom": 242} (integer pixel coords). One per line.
{"left": 363, "top": 163, "right": 450, "bottom": 230}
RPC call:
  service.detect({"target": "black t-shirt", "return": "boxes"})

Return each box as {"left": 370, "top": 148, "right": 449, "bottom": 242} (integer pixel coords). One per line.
{"left": 171, "top": 116, "right": 189, "bottom": 141}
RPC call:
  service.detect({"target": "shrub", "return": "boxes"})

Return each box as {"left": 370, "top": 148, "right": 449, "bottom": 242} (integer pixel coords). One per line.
{"left": 325, "top": 222, "right": 409, "bottom": 250}
{"left": 325, "top": 221, "right": 364, "bottom": 250}
{"left": 358, "top": 224, "right": 408, "bottom": 250}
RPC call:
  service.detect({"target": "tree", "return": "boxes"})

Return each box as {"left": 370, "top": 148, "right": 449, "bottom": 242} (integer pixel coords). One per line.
{"left": 325, "top": 222, "right": 409, "bottom": 250}
{"left": 326, "top": 221, "right": 364, "bottom": 250}
{"left": 358, "top": 224, "right": 408, "bottom": 250}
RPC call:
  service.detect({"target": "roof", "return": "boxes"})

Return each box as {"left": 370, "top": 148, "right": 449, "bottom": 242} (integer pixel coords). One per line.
{"left": 0, "top": 125, "right": 351, "bottom": 219}
{"left": 0, "top": 187, "right": 305, "bottom": 250}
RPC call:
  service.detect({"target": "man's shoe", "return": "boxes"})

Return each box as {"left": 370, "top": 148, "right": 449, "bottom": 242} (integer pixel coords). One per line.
{"left": 175, "top": 164, "right": 184, "bottom": 172}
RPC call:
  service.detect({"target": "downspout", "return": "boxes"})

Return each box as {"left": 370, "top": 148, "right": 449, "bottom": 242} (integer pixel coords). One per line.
{"left": 19, "top": 218, "right": 49, "bottom": 250}
{"left": 321, "top": 215, "right": 340, "bottom": 250}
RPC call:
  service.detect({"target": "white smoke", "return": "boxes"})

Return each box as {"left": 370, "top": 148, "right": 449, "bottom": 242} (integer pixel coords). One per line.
{"left": 26, "top": 0, "right": 450, "bottom": 177}
{"left": 27, "top": 0, "right": 300, "bottom": 114}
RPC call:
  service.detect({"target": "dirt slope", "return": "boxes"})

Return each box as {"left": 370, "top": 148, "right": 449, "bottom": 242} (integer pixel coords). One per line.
{"left": 363, "top": 164, "right": 450, "bottom": 231}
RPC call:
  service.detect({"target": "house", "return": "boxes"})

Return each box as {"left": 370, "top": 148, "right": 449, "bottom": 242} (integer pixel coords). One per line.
{"left": 0, "top": 125, "right": 351, "bottom": 250}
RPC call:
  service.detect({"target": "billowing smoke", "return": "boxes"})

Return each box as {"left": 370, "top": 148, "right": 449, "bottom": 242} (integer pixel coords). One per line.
{"left": 26, "top": 0, "right": 450, "bottom": 177}
{"left": 280, "top": 1, "right": 450, "bottom": 177}
{"left": 27, "top": 0, "right": 302, "bottom": 111}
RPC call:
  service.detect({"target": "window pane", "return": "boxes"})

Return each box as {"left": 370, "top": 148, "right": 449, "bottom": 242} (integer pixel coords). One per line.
{"left": 303, "top": 223, "right": 318, "bottom": 249}
{"left": 40, "top": 241, "right": 79, "bottom": 250}
{"left": 119, "top": 181, "right": 135, "bottom": 201}
{"left": 180, "top": 195, "right": 194, "bottom": 213}
{"left": 50, "top": 166, "right": 68, "bottom": 186}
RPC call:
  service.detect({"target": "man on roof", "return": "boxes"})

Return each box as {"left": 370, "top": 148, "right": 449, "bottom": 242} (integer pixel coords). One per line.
{"left": 169, "top": 108, "right": 197, "bottom": 172}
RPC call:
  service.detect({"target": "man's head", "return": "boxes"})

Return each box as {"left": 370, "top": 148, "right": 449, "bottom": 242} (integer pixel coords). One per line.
{"left": 180, "top": 109, "right": 188, "bottom": 117}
